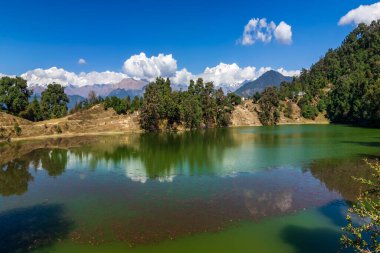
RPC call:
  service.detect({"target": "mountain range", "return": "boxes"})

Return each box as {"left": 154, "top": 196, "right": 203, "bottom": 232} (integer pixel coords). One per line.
{"left": 235, "top": 70, "right": 293, "bottom": 97}
{"left": 28, "top": 78, "right": 148, "bottom": 109}
{"left": 28, "top": 70, "right": 293, "bottom": 108}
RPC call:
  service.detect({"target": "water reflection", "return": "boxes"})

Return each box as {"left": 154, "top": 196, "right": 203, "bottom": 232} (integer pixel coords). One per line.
{"left": 70, "top": 129, "right": 238, "bottom": 180}
{"left": 308, "top": 157, "right": 374, "bottom": 201}
{"left": 0, "top": 126, "right": 379, "bottom": 247}
{"left": 0, "top": 159, "right": 33, "bottom": 196}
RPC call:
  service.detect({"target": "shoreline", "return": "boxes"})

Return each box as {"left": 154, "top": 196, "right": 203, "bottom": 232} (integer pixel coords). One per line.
{"left": 2, "top": 122, "right": 330, "bottom": 143}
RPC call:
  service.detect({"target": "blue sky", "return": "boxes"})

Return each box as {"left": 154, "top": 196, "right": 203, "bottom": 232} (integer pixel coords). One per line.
{"left": 0, "top": 0, "right": 378, "bottom": 87}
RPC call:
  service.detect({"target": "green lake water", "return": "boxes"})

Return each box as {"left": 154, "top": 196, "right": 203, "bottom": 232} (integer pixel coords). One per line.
{"left": 0, "top": 124, "right": 379, "bottom": 252}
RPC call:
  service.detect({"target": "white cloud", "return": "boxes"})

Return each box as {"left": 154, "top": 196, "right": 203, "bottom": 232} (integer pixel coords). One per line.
{"left": 241, "top": 18, "right": 276, "bottom": 45}
{"left": 122, "top": 52, "right": 177, "bottom": 80}
{"left": 6, "top": 52, "right": 299, "bottom": 89}
{"left": 171, "top": 68, "right": 195, "bottom": 85}
{"left": 276, "top": 67, "right": 300, "bottom": 77}
{"left": 339, "top": 2, "right": 380, "bottom": 26}
{"left": 239, "top": 18, "right": 292, "bottom": 45}
{"left": 21, "top": 67, "right": 128, "bottom": 87}
{"left": 274, "top": 21, "right": 292, "bottom": 44}
{"left": 78, "top": 58, "right": 87, "bottom": 64}
{"left": 201, "top": 63, "right": 260, "bottom": 87}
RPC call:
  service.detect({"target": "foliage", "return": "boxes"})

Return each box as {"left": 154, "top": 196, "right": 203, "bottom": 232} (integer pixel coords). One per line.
{"left": 285, "top": 101, "right": 293, "bottom": 119}
{"left": 56, "top": 125, "right": 62, "bottom": 134}
{"left": 258, "top": 87, "right": 280, "bottom": 126}
{"left": 19, "top": 96, "right": 43, "bottom": 122}
{"left": 13, "top": 122, "right": 22, "bottom": 136}
{"left": 227, "top": 93, "right": 242, "bottom": 106}
{"left": 251, "top": 92, "right": 261, "bottom": 103}
{"left": 40, "top": 83, "right": 69, "bottom": 120}
{"left": 301, "top": 104, "right": 319, "bottom": 120}
{"left": 278, "top": 21, "right": 380, "bottom": 126}
{"left": 341, "top": 160, "right": 380, "bottom": 253}
{"left": 140, "top": 77, "right": 236, "bottom": 131}
{"left": 104, "top": 95, "right": 142, "bottom": 115}
{"left": 0, "top": 77, "right": 31, "bottom": 115}
{"left": 70, "top": 91, "right": 104, "bottom": 114}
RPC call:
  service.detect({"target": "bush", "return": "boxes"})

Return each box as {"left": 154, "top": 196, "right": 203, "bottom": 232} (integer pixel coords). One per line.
{"left": 13, "top": 123, "right": 22, "bottom": 136}
{"left": 53, "top": 125, "right": 62, "bottom": 134}
{"left": 227, "top": 93, "right": 242, "bottom": 106}
{"left": 285, "top": 101, "right": 293, "bottom": 119}
{"left": 301, "top": 104, "right": 319, "bottom": 119}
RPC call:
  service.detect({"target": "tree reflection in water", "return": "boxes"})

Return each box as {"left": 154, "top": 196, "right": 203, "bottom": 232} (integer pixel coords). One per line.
{"left": 0, "top": 159, "right": 33, "bottom": 196}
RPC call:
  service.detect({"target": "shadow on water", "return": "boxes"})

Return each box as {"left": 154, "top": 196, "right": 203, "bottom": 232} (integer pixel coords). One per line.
{"left": 280, "top": 201, "right": 351, "bottom": 253}
{"left": 0, "top": 204, "right": 73, "bottom": 253}
{"left": 280, "top": 226, "right": 341, "bottom": 253}
{"left": 341, "top": 140, "right": 380, "bottom": 148}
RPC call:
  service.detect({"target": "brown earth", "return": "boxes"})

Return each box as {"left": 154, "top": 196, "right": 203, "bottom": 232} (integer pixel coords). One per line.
{"left": 0, "top": 104, "right": 141, "bottom": 141}
{"left": 230, "top": 99, "right": 329, "bottom": 127}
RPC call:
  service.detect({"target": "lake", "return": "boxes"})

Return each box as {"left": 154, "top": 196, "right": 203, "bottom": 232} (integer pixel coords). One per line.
{"left": 0, "top": 125, "right": 379, "bottom": 253}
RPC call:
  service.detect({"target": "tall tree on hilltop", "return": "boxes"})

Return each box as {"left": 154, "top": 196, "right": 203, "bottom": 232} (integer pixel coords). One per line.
{"left": 0, "top": 77, "right": 31, "bottom": 115}
{"left": 40, "top": 83, "right": 69, "bottom": 119}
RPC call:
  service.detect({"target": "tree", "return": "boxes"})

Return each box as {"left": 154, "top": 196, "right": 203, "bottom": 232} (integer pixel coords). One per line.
{"left": 341, "top": 160, "right": 380, "bottom": 253}
{"left": 40, "top": 83, "right": 69, "bottom": 119}
{"left": 131, "top": 96, "right": 140, "bottom": 112}
{"left": 285, "top": 101, "right": 293, "bottom": 119}
{"left": 216, "top": 88, "right": 232, "bottom": 127}
{"left": 278, "top": 20, "right": 380, "bottom": 127}
{"left": 181, "top": 93, "right": 203, "bottom": 129}
{"left": 252, "top": 92, "right": 261, "bottom": 103}
{"left": 258, "top": 87, "right": 280, "bottom": 126}
{"left": 140, "top": 77, "right": 234, "bottom": 131}
{"left": 301, "top": 104, "right": 319, "bottom": 119}
{"left": 19, "top": 96, "right": 42, "bottom": 121}
{"left": 201, "top": 81, "right": 217, "bottom": 128}
{"left": 88, "top": 90, "right": 97, "bottom": 105}
{"left": 227, "top": 93, "right": 242, "bottom": 106}
{"left": 0, "top": 77, "right": 31, "bottom": 115}
{"left": 140, "top": 78, "right": 163, "bottom": 131}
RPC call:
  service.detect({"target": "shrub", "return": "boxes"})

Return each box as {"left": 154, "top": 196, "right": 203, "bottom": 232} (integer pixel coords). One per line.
{"left": 13, "top": 123, "right": 22, "bottom": 136}
{"left": 340, "top": 160, "right": 380, "bottom": 253}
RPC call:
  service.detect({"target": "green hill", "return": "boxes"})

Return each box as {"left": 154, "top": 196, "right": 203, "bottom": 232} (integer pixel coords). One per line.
{"left": 279, "top": 21, "right": 380, "bottom": 127}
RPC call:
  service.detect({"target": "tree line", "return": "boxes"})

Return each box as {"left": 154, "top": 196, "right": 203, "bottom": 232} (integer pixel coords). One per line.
{"left": 140, "top": 77, "right": 240, "bottom": 131}
{"left": 0, "top": 78, "right": 69, "bottom": 121}
{"left": 0, "top": 77, "right": 143, "bottom": 122}
{"left": 276, "top": 20, "right": 380, "bottom": 127}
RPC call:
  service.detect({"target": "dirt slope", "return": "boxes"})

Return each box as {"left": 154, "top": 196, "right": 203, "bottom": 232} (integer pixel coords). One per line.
{"left": 230, "top": 100, "right": 262, "bottom": 126}
{"left": 231, "top": 100, "right": 329, "bottom": 127}
{"left": 0, "top": 104, "right": 141, "bottom": 140}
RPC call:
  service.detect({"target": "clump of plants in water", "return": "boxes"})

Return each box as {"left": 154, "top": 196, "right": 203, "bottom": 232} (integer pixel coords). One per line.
{"left": 340, "top": 160, "right": 380, "bottom": 253}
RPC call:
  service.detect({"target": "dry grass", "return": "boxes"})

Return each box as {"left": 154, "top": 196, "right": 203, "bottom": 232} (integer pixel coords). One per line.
{"left": 0, "top": 104, "right": 141, "bottom": 141}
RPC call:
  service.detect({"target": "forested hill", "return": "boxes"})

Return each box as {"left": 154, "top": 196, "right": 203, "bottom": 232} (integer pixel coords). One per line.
{"left": 279, "top": 21, "right": 380, "bottom": 127}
